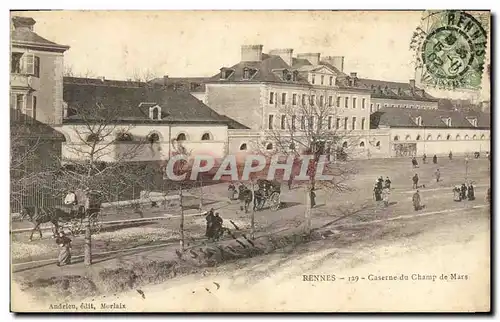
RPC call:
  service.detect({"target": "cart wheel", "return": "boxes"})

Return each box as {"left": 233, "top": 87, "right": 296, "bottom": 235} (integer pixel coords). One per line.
{"left": 270, "top": 192, "right": 281, "bottom": 211}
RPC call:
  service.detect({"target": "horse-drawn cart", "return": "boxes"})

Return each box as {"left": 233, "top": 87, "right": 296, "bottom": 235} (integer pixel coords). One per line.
{"left": 254, "top": 179, "right": 281, "bottom": 211}
{"left": 58, "top": 189, "right": 103, "bottom": 236}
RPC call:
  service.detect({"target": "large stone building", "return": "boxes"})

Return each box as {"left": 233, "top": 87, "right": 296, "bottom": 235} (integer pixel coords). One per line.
{"left": 60, "top": 77, "right": 240, "bottom": 163}
{"left": 173, "top": 44, "right": 490, "bottom": 159}
{"left": 10, "top": 15, "right": 69, "bottom": 211}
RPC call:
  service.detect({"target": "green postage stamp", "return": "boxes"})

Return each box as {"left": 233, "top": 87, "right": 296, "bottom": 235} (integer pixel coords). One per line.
{"left": 410, "top": 10, "right": 490, "bottom": 91}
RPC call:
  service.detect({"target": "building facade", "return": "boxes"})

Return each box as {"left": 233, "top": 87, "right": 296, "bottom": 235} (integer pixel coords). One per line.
{"left": 202, "top": 45, "right": 373, "bottom": 157}
{"left": 60, "top": 77, "right": 233, "bottom": 163}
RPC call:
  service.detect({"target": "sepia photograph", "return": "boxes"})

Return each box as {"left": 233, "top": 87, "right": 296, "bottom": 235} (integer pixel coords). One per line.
{"left": 8, "top": 9, "right": 491, "bottom": 312}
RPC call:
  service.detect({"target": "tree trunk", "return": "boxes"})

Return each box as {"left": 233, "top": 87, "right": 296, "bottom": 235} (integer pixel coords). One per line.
{"left": 84, "top": 218, "right": 92, "bottom": 266}
{"left": 179, "top": 187, "right": 185, "bottom": 251}
{"left": 304, "top": 185, "right": 311, "bottom": 234}
{"left": 251, "top": 181, "right": 255, "bottom": 239}
{"left": 199, "top": 177, "right": 203, "bottom": 212}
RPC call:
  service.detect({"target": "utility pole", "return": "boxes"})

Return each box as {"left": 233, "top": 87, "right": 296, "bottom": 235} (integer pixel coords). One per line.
{"left": 251, "top": 179, "right": 255, "bottom": 239}
{"left": 179, "top": 185, "right": 184, "bottom": 251}
{"left": 199, "top": 175, "right": 203, "bottom": 212}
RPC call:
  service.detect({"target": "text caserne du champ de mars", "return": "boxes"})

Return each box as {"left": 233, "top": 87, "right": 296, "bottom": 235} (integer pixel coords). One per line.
{"left": 302, "top": 273, "right": 469, "bottom": 283}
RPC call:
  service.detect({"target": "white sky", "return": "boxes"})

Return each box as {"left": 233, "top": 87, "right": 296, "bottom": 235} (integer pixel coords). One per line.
{"left": 12, "top": 10, "right": 490, "bottom": 100}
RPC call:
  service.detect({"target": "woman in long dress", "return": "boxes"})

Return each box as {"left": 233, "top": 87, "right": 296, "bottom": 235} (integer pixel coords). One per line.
{"left": 382, "top": 187, "right": 390, "bottom": 207}
{"left": 453, "top": 186, "right": 462, "bottom": 202}
{"left": 56, "top": 231, "right": 72, "bottom": 266}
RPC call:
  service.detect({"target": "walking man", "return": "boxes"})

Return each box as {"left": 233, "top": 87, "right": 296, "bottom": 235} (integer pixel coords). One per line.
{"left": 460, "top": 183, "right": 467, "bottom": 201}
{"left": 435, "top": 169, "right": 441, "bottom": 182}
{"left": 382, "top": 187, "right": 390, "bottom": 207}
{"left": 412, "top": 174, "right": 419, "bottom": 189}
{"left": 449, "top": 151, "right": 453, "bottom": 160}
{"left": 422, "top": 154, "right": 427, "bottom": 164}
{"left": 433, "top": 154, "right": 438, "bottom": 164}
{"left": 205, "top": 208, "right": 215, "bottom": 239}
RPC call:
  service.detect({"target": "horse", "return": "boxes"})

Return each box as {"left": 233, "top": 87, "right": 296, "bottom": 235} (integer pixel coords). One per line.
{"left": 19, "top": 206, "right": 61, "bottom": 241}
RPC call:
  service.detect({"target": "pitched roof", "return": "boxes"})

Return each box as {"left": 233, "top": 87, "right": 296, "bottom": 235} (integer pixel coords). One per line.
{"left": 149, "top": 77, "right": 211, "bottom": 93}
{"left": 10, "top": 109, "right": 65, "bottom": 141}
{"left": 11, "top": 17, "right": 69, "bottom": 52}
{"left": 354, "top": 78, "right": 437, "bottom": 102}
{"left": 207, "top": 54, "right": 310, "bottom": 85}
{"left": 63, "top": 77, "right": 233, "bottom": 124}
{"left": 370, "top": 107, "right": 490, "bottom": 129}
{"left": 216, "top": 115, "right": 250, "bottom": 130}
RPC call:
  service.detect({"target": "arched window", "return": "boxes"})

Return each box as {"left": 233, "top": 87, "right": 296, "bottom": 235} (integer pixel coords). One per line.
{"left": 359, "top": 141, "right": 365, "bottom": 147}
{"left": 376, "top": 141, "right": 381, "bottom": 148}
{"left": 473, "top": 135, "right": 477, "bottom": 140}
{"left": 446, "top": 134, "right": 451, "bottom": 140}
{"left": 393, "top": 135, "right": 399, "bottom": 141}
{"left": 86, "top": 133, "right": 100, "bottom": 142}
{"left": 456, "top": 134, "right": 461, "bottom": 140}
{"left": 437, "top": 135, "right": 442, "bottom": 140}
{"left": 416, "top": 135, "right": 421, "bottom": 141}
{"left": 426, "top": 134, "right": 432, "bottom": 141}
{"left": 147, "top": 132, "right": 160, "bottom": 143}
{"left": 342, "top": 141, "right": 348, "bottom": 148}
{"left": 464, "top": 135, "right": 469, "bottom": 140}
{"left": 176, "top": 133, "right": 187, "bottom": 141}
{"left": 239, "top": 143, "right": 247, "bottom": 151}
{"left": 151, "top": 107, "right": 159, "bottom": 120}
{"left": 201, "top": 133, "right": 211, "bottom": 141}
{"left": 481, "top": 134, "right": 485, "bottom": 140}
{"left": 266, "top": 143, "right": 273, "bottom": 150}
{"left": 116, "top": 132, "right": 133, "bottom": 141}
{"left": 405, "top": 134, "right": 411, "bottom": 141}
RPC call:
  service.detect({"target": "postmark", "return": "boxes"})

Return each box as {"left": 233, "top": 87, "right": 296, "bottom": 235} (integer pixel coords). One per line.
{"left": 410, "top": 10, "right": 489, "bottom": 90}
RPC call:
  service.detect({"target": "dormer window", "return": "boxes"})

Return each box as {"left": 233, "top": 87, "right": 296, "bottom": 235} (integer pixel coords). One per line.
{"left": 467, "top": 117, "right": 478, "bottom": 127}
{"left": 311, "top": 74, "right": 316, "bottom": 84}
{"left": 220, "top": 68, "right": 234, "bottom": 80}
{"left": 292, "top": 71, "right": 299, "bottom": 82}
{"left": 243, "top": 68, "right": 250, "bottom": 80}
{"left": 415, "top": 116, "right": 422, "bottom": 126}
{"left": 149, "top": 106, "right": 161, "bottom": 120}
{"left": 282, "top": 69, "right": 292, "bottom": 81}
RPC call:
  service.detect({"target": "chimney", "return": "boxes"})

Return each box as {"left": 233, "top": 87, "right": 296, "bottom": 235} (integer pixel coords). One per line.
{"left": 163, "top": 75, "right": 169, "bottom": 86}
{"left": 12, "top": 16, "right": 36, "bottom": 31}
{"left": 297, "top": 53, "right": 321, "bottom": 66}
{"left": 269, "top": 48, "right": 294, "bottom": 66}
{"left": 241, "top": 45, "right": 263, "bottom": 62}
{"left": 409, "top": 79, "right": 416, "bottom": 88}
{"left": 323, "top": 56, "right": 345, "bottom": 72}
{"left": 99, "top": 76, "right": 105, "bottom": 82}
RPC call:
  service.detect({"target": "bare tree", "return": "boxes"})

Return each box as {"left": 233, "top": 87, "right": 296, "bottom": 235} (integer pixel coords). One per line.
{"left": 63, "top": 65, "right": 97, "bottom": 78}
{"left": 259, "top": 89, "right": 361, "bottom": 233}
{"left": 131, "top": 68, "right": 160, "bottom": 83}
{"left": 55, "top": 101, "right": 151, "bottom": 265}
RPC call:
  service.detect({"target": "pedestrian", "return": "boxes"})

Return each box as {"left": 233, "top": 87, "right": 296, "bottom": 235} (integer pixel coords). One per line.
{"left": 373, "top": 184, "right": 381, "bottom": 201}
{"left": 460, "top": 183, "right": 467, "bottom": 201}
{"left": 213, "top": 213, "right": 224, "bottom": 241}
{"left": 382, "top": 187, "right": 390, "bottom": 207}
{"left": 412, "top": 190, "right": 422, "bottom": 211}
{"left": 449, "top": 151, "right": 453, "bottom": 160}
{"left": 412, "top": 173, "right": 419, "bottom": 189}
{"left": 228, "top": 182, "right": 236, "bottom": 201}
{"left": 422, "top": 154, "right": 427, "bottom": 164}
{"left": 433, "top": 155, "right": 438, "bottom": 164}
{"left": 56, "top": 231, "right": 72, "bottom": 267}
{"left": 467, "top": 184, "right": 475, "bottom": 201}
{"left": 384, "top": 177, "right": 392, "bottom": 189}
{"left": 412, "top": 157, "right": 419, "bottom": 168}
{"left": 205, "top": 208, "right": 215, "bottom": 239}
{"left": 377, "top": 177, "right": 384, "bottom": 190}
{"left": 435, "top": 169, "right": 441, "bottom": 182}
{"left": 453, "top": 186, "right": 462, "bottom": 202}
{"left": 310, "top": 186, "right": 316, "bottom": 208}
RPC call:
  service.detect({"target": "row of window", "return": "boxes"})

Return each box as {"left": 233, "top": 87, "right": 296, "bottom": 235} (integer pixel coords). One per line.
{"left": 393, "top": 134, "right": 488, "bottom": 141}
{"left": 239, "top": 140, "right": 375, "bottom": 152}
{"left": 310, "top": 74, "right": 335, "bottom": 86}
{"left": 269, "top": 92, "right": 366, "bottom": 109}
{"left": 268, "top": 114, "right": 367, "bottom": 131}
{"left": 369, "top": 102, "right": 435, "bottom": 113}
{"left": 88, "top": 132, "right": 213, "bottom": 143}
{"left": 11, "top": 52, "right": 40, "bottom": 77}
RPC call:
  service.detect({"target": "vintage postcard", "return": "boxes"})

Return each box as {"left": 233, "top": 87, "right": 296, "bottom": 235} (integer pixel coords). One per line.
{"left": 10, "top": 10, "right": 491, "bottom": 312}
